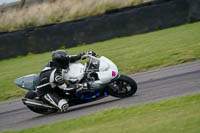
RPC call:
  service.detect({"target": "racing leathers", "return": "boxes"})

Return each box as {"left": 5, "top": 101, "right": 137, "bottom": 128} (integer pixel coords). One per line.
{"left": 36, "top": 54, "right": 84, "bottom": 112}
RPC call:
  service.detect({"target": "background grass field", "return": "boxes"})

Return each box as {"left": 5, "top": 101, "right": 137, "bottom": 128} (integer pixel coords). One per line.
{"left": 0, "top": 22, "right": 200, "bottom": 102}
{"left": 2, "top": 93, "right": 200, "bottom": 133}
{"left": 0, "top": 0, "right": 151, "bottom": 32}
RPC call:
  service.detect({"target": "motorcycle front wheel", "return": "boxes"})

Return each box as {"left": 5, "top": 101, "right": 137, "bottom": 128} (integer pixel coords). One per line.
{"left": 107, "top": 75, "right": 137, "bottom": 98}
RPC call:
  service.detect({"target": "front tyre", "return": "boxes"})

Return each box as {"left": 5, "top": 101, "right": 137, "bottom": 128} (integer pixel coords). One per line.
{"left": 107, "top": 75, "right": 137, "bottom": 98}
{"left": 24, "top": 91, "right": 58, "bottom": 114}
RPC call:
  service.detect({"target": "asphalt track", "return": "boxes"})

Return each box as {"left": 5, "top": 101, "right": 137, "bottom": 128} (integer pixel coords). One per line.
{"left": 0, "top": 60, "right": 200, "bottom": 131}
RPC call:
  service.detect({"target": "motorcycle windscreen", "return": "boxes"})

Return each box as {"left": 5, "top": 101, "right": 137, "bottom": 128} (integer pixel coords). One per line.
{"left": 14, "top": 74, "right": 39, "bottom": 91}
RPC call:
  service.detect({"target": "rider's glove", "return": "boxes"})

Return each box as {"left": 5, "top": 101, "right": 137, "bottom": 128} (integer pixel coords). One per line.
{"left": 87, "top": 51, "right": 97, "bottom": 56}
{"left": 80, "top": 52, "right": 88, "bottom": 60}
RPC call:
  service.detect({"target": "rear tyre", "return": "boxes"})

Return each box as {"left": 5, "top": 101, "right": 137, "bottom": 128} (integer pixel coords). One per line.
{"left": 107, "top": 75, "right": 137, "bottom": 98}
{"left": 24, "top": 91, "right": 58, "bottom": 114}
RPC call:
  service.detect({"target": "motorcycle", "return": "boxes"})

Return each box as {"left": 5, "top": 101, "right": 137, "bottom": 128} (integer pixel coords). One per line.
{"left": 14, "top": 54, "right": 137, "bottom": 114}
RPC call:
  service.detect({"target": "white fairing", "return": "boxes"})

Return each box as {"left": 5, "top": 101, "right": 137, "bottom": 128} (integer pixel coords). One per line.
{"left": 62, "top": 56, "right": 119, "bottom": 89}
{"left": 62, "top": 63, "right": 85, "bottom": 82}
{"left": 96, "top": 56, "right": 118, "bottom": 84}
{"left": 88, "top": 56, "right": 119, "bottom": 90}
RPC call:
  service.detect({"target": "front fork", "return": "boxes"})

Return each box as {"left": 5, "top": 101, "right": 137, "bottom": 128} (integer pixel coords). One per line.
{"left": 107, "top": 74, "right": 120, "bottom": 90}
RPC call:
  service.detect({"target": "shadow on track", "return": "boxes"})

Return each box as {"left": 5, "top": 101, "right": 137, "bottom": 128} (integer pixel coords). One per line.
{"left": 23, "top": 98, "right": 121, "bottom": 121}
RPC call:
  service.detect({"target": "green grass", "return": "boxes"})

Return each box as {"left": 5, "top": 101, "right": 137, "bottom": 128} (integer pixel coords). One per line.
{"left": 2, "top": 93, "right": 200, "bottom": 133}
{"left": 0, "top": 22, "right": 200, "bottom": 102}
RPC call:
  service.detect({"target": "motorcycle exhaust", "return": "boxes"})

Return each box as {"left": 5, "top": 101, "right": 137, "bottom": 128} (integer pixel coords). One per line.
{"left": 22, "top": 98, "right": 55, "bottom": 109}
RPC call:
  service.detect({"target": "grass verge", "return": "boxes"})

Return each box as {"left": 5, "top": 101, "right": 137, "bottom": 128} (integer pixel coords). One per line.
{"left": 2, "top": 93, "right": 200, "bottom": 133}
{"left": 0, "top": 22, "right": 200, "bottom": 102}
{"left": 0, "top": 0, "right": 151, "bottom": 32}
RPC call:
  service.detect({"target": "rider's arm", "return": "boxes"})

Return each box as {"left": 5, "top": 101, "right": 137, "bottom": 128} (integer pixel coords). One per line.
{"left": 54, "top": 70, "right": 68, "bottom": 90}
{"left": 69, "top": 51, "right": 96, "bottom": 63}
{"left": 69, "top": 53, "right": 85, "bottom": 63}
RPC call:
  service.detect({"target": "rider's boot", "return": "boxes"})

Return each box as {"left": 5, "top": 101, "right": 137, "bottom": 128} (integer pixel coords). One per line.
{"left": 44, "top": 92, "right": 69, "bottom": 112}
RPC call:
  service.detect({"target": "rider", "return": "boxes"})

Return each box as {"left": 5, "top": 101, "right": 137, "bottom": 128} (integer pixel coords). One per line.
{"left": 36, "top": 50, "right": 92, "bottom": 112}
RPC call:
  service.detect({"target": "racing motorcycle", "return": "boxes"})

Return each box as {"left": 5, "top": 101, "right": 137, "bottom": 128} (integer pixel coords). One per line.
{"left": 14, "top": 54, "right": 137, "bottom": 114}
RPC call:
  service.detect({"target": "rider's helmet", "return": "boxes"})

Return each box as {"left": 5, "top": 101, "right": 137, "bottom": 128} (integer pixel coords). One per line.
{"left": 52, "top": 50, "right": 69, "bottom": 69}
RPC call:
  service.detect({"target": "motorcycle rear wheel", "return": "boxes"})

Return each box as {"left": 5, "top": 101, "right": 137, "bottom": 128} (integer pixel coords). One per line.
{"left": 107, "top": 75, "right": 137, "bottom": 98}
{"left": 24, "top": 91, "right": 58, "bottom": 114}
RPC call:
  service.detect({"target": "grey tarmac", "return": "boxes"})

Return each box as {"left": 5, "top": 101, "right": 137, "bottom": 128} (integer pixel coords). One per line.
{"left": 0, "top": 60, "right": 200, "bottom": 131}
